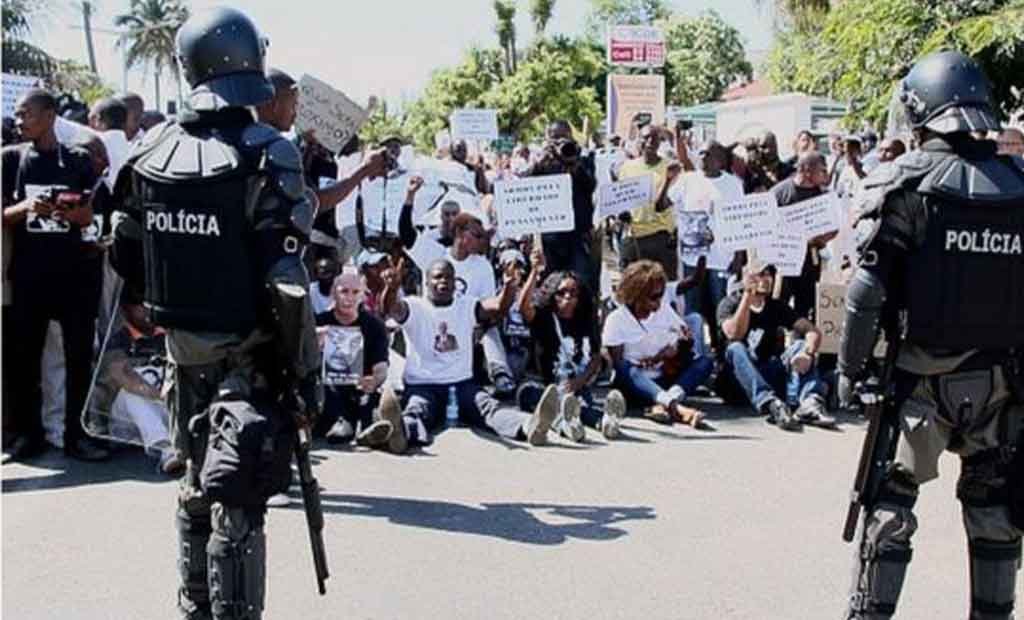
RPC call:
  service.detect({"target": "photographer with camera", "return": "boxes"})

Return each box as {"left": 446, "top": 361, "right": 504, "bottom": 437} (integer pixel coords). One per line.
{"left": 526, "top": 119, "right": 599, "bottom": 296}
{"left": 2, "top": 89, "right": 109, "bottom": 462}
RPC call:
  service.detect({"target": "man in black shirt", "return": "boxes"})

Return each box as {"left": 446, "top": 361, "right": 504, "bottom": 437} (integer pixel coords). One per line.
{"left": 1, "top": 89, "right": 109, "bottom": 461}
{"left": 315, "top": 271, "right": 393, "bottom": 446}
{"left": 771, "top": 152, "right": 837, "bottom": 319}
{"left": 716, "top": 260, "right": 833, "bottom": 431}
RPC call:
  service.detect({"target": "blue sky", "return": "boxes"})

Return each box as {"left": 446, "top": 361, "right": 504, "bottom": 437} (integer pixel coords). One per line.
{"left": 31, "top": 0, "right": 776, "bottom": 112}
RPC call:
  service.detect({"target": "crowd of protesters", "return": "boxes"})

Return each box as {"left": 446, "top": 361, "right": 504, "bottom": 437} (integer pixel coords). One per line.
{"left": 3, "top": 73, "right": 1023, "bottom": 488}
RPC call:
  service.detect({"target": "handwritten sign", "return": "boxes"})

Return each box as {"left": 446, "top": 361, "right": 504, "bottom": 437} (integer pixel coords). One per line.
{"left": 450, "top": 109, "right": 499, "bottom": 142}
{"left": 780, "top": 192, "right": 841, "bottom": 239}
{"left": 2, "top": 73, "right": 41, "bottom": 118}
{"left": 711, "top": 192, "right": 781, "bottom": 253}
{"left": 494, "top": 174, "right": 574, "bottom": 237}
{"left": 761, "top": 231, "right": 806, "bottom": 277}
{"left": 598, "top": 174, "right": 653, "bottom": 218}
{"left": 606, "top": 74, "right": 664, "bottom": 138}
{"left": 816, "top": 282, "right": 886, "bottom": 356}
{"left": 295, "top": 74, "right": 368, "bottom": 154}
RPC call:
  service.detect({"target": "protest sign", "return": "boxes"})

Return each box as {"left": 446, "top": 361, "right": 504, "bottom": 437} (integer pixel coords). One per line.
{"left": 606, "top": 74, "right": 665, "bottom": 138}
{"left": 295, "top": 74, "right": 368, "bottom": 154}
{"left": 450, "top": 109, "right": 499, "bottom": 142}
{"left": 816, "top": 282, "right": 887, "bottom": 356}
{"left": 493, "top": 174, "right": 574, "bottom": 237}
{"left": 761, "top": 231, "right": 806, "bottom": 277}
{"left": 598, "top": 175, "right": 653, "bottom": 218}
{"left": 780, "top": 192, "right": 841, "bottom": 239}
{"left": 2, "top": 73, "right": 41, "bottom": 118}
{"left": 677, "top": 210, "right": 714, "bottom": 265}
{"left": 711, "top": 192, "right": 781, "bottom": 254}
{"left": 594, "top": 146, "right": 626, "bottom": 185}
{"left": 607, "top": 25, "right": 665, "bottom": 68}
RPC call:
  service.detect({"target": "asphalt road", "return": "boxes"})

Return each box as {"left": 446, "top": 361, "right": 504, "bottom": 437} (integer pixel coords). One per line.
{"left": 3, "top": 400, "right": 1021, "bottom": 619}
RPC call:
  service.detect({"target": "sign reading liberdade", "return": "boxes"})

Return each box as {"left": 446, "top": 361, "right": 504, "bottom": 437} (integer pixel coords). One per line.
{"left": 493, "top": 174, "right": 574, "bottom": 237}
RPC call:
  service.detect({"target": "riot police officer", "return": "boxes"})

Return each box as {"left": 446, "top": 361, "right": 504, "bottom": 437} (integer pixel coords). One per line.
{"left": 110, "top": 8, "right": 321, "bottom": 619}
{"left": 839, "top": 51, "right": 1024, "bottom": 619}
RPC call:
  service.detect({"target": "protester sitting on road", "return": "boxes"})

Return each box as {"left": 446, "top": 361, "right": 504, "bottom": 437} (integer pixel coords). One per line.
{"left": 495, "top": 248, "right": 534, "bottom": 382}
{"left": 602, "top": 260, "right": 713, "bottom": 427}
{"left": 399, "top": 177, "right": 517, "bottom": 396}
{"left": 518, "top": 246, "right": 627, "bottom": 440}
{"left": 375, "top": 258, "right": 558, "bottom": 453}
{"left": 88, "top": 301, "right": 181, "bottom": 475}
{"left": 716, "top": 259, "right": 834, "bottom": 431}
{"left": 315, "top": 271, "right": 393, "bottom": 447}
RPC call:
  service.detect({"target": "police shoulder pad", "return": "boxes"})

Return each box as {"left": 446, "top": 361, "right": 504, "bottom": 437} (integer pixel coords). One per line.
{"left": 135, "top": 124, "right": 242, "bottom": 182}
{"left": 919, "top": 154, "right": 1024, "bottom": 203}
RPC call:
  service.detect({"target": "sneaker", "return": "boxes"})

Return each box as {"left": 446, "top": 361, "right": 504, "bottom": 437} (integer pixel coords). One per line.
{"left": 377, "top": 386, "right": 408, "bottom": 454}
{"left": 266, "top": 492, "right": 290, "bottom": 508}
{"left": 355, "top": 420, "right": 394, "bottom": 447}
{"left": 794, "top": 395, "right": 837, "bottom": 428}
{"left": 525, "top": 385, "right": 559, "bottom": 446}
{"left": 325, "top": 419, "right": 356, "bottom": 445}
{"left": 493, "top": 373, "right": 516, "bottom": 399}
{"left": 558, "top": 394, "right": 585, "bottom": 443}
{"left": 763, "top": 398, "right": 801, "bottom": 432}
{"left": 601, "top": 389, "right": 626, "bottom": 440}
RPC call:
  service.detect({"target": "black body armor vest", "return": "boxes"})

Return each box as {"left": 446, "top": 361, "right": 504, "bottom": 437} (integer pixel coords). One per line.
{"left": 132, "top": 123, "right": 261, "bottom": 333}
{"left": 904, "top": 157, "right": 1024, "bottom": 350}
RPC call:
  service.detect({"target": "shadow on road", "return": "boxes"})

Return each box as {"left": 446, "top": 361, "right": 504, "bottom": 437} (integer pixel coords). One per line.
{"left": 2, "top": 449, "right": 167, "bottom": 494}
{"left": 309, "top": 493, "right": 656, "bottom": 545}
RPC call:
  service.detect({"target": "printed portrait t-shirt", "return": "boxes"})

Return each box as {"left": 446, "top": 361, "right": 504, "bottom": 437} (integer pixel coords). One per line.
{"left": 400, "top": 295, "right": 478, "bottom": 385}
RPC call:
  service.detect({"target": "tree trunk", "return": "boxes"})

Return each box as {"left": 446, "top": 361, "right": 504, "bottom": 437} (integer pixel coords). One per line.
{"left": 154, "top": 67, "right": 162, "bottom": 112}
{"left": 82, "top": 2, "right": 97, "bottom": 73}
{"left": 510, "top": 32, "right": 518, "bottom": 73}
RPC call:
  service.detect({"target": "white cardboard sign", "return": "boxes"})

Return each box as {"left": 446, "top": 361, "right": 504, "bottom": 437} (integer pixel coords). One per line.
{"left": 711, "top": 192, "right": 781, "bottom": 254}
{"left": 494, "top": 174, "right": 574, "bottom": 237}
{"left": 450, "top": 109, "right": 499, "bottom": 142}
{"left": 2, "top": 73, "right": 41, "bottom": 118}
{"left": 295, "top": 74, "right": 368, "bottom": 154}
{"left": 761, "top": 231, "right": 807, "bottom": 277}
{"left": 780, "top": 192, "right": 841, "bottom": 239}
{"left": 597, "top": 174, "right": 653, "bottom": 218}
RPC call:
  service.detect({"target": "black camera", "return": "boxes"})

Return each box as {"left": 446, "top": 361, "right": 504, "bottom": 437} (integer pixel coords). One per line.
{"left": 554, "top": 138, "right": 581, "bottom": 160}
{"left": 676, "top": 119, "right": 694, "bottom": 132}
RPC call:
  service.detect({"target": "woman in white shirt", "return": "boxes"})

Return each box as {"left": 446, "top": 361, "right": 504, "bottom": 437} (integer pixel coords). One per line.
{"left": 602, "top": 260, "right": 713, "bottom": 427}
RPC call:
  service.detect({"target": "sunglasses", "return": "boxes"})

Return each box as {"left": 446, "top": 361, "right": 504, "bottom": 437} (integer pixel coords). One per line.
{"left": 555, "top": 288, "right": 579, "bottom": 299}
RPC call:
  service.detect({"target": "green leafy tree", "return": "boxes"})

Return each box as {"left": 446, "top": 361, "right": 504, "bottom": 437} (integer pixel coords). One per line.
{"left": 661, "top": 10, "right": 752, "bottom": 106}
{"left": 114, "top": 0, "right": 190, "bottom": 110}
{"left": 766, "top": 0, "right": 1024, "bottom": 127}
{"left": 2, "top": 0, "right": 56, "bottom": 76}
{"left": 530, "top": 0, "right": 557, "bottom": 36}
{"left": 359, "top": 106, "right": 412, "bottom": 148}
{"left": 50, "top": 59, "right": 115, "bottom": 105}
{"left": 584, "top": 0, "right": 670, "bottom": 41}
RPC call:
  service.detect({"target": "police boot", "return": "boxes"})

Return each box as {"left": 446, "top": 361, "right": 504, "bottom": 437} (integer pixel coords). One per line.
{"left": 208, "top": 503, "right": 265, "bottom": 620}
{"left": 846, "top": 497, "right": 918, "bottom": 619}
{"left": 177, "top": 502, "right": 213, "bottom": 620}
{"left": 967, "top": 537, "right": 1021, "bottom": 620}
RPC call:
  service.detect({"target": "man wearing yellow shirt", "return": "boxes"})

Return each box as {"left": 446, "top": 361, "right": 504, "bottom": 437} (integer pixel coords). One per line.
{"left": 617, "top": 125, "right": 682, "bottom": 279}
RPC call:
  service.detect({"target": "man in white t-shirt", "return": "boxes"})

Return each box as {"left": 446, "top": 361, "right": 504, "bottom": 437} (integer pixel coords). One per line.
{"left": 670, "top": 140, "right": 744, "bottom": 353}
{"left": 376, "top": 258, "right": 558, "bottom": 453}
{"left": 398, "top": 177, "right": 517, "bottom": 396}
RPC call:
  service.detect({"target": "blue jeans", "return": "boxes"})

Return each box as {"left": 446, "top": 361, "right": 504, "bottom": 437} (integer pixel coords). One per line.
{"left": 722, "top": 340, "right": 827, "bottom": 413}
{"left": 401, "top": 379, "right": 529, "bottom": 444}
{"left": 613, "top": 354, "right": 714, "bottom": 411}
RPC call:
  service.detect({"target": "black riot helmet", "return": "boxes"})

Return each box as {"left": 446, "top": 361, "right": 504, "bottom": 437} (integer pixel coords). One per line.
{"left": 175, "top": 7, "right": 275, "bottom": 111}
{"left": 897, "top": 50, "right": 1000, "bottom": 135}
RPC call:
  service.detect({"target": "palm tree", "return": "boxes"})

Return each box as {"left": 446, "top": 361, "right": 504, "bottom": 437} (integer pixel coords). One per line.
{"left": 530, "top": 0, "right": 556, "bottom": 36}
{"left": 494, "top": 0, "right": 518, "bottom": 75}
{"left": 77, "top": 1, "right": 98, "bottom": 72}
{"left": 2, "top": 0, "right": 56, "bottom": 76}
{"left": 114, "top": 0, "right": 189, "bottom": 111}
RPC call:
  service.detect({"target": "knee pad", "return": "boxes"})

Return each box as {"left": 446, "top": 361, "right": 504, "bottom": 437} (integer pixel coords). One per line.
{"left": 208, "top": 504, "right": 266, "bottom": 620}
{"left": 177, "top": 502, "right": 213, "bottom": 619}
{"left": 848, "top": 477, "right": 919, "bottom": 619}
{"left": 968, "top": 537, "right": 1021, "bottom": 619}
